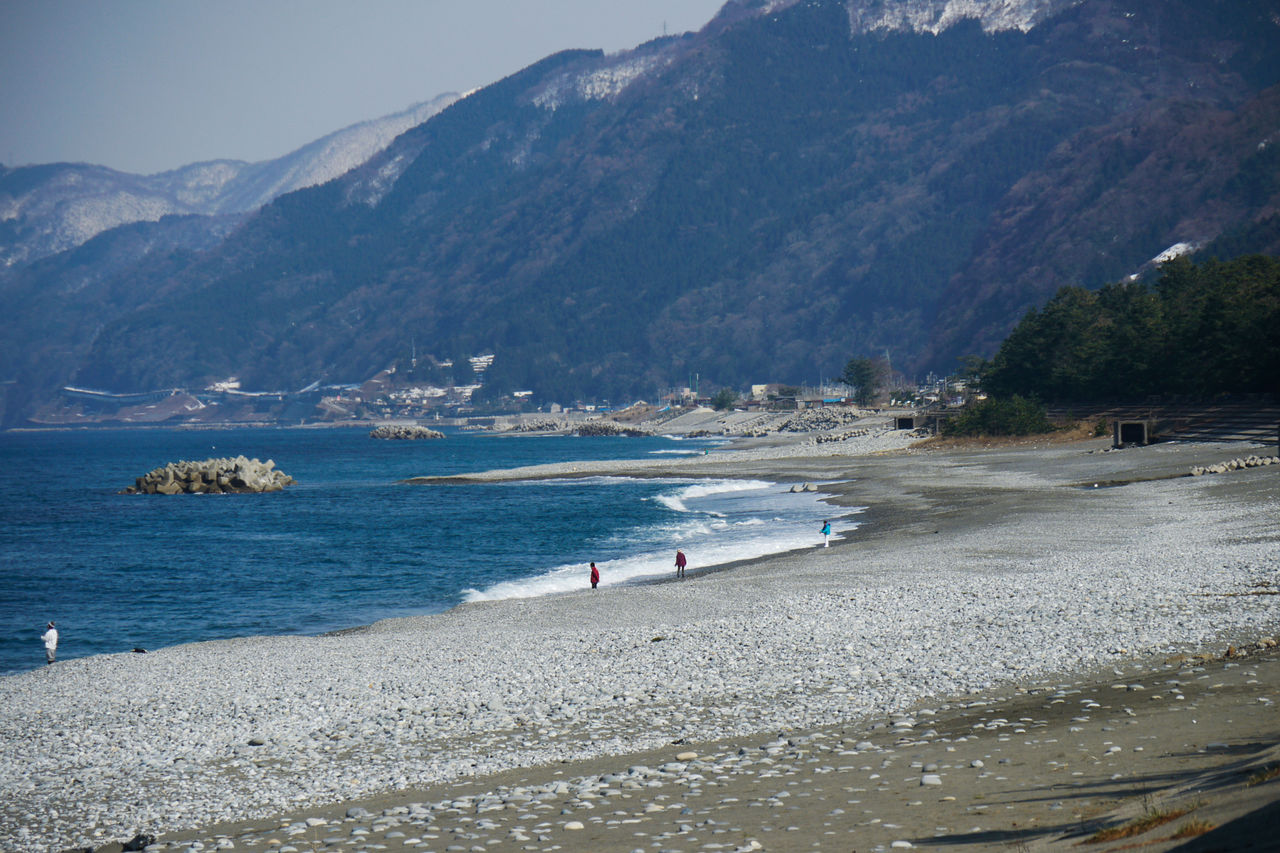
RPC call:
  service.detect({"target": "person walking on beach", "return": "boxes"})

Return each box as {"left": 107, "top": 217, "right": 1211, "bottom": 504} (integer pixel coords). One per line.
{"left": 675, "top": 549, "right": 687, "bottom": 578}
{"left": 821, "top": 520, "right": 831, "bottom": 548}
{"left": 41, "top": 621, "right": 58, "bottom": 664}
{"left": 589, "top": 562, "right": 600, "bottom": 589}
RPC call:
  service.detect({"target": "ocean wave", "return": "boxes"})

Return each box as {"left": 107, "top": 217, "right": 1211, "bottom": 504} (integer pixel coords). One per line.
{"left": 463, "top": 481, "right": 865, "bottom": 604}
{"left": 651, "top": 478, "right": 777, "bottom": 514}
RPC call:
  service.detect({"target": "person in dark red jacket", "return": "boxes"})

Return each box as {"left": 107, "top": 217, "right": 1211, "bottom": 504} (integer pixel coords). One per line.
{"left": 589, "top": 561, "right": 600, "bottom": 589}
{"left": 675, "top": 549, "right": 687, "bottom": 578}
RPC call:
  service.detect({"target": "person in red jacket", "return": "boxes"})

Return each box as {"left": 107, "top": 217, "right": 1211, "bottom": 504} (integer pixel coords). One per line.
{"left": 675, "top": 549, "right": 687, "bottom": 578}
{"left": 589, "top": 562, "right": 600, "bottom": 589}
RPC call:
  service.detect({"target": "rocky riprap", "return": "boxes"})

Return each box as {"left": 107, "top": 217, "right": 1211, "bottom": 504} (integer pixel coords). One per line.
{"left": 574, "top": 421, "right": 653, "bottom": 437}
{"left": 778, "top": 406, "right": 868, "bottom": 432}
{"left": 810, "top": 426, "right": 878, "bottom": 444}
{"left": 1189, "top": 454, "right": 1278, "bottom": 476}
{"left": 501, "top": 417, "right": 570, "bottom": 433}
{"left": 369, "top": 425, "right": 445, "bottom": 440}
{"left": 734, "top": 407, "right": 872, "bottom": 437}
{"left": 121, "top": 457, "right": 295, "bottom": 495}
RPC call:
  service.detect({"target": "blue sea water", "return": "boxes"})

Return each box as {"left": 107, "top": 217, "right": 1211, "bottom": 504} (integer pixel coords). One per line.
{"left": 0, "top": 427, "right": 854, "bottom": 676}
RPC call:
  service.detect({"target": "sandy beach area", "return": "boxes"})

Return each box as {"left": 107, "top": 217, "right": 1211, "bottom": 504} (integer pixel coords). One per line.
{"left": 2, "top": 429, "right": 1278, "bottom": 853}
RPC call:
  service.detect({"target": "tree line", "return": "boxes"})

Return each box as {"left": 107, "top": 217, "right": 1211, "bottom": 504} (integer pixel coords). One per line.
{"left": 980, "top": 254, "right": 1280, "bottom": 401}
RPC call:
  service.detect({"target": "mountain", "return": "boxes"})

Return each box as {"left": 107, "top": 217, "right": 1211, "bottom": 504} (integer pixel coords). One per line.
{"left": 0, "top": 94, "right": 458, "bottom": 268}
{"left": 2, "top": 0, "right": 1279, "bottom": 425}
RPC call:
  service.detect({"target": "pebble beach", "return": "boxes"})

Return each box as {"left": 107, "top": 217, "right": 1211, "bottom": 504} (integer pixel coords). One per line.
{"left": 2, "top": 429, "right": 1278, "bottom": 852}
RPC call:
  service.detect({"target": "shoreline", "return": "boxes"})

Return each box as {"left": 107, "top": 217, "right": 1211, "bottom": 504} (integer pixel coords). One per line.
{"left": 2, "top": 433, "right": 1278, "bottom": 852}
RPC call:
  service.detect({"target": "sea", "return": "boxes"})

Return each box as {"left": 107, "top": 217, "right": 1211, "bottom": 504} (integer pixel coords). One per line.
{"left": 0, "top": 427, "right": 857, "bottom": 677}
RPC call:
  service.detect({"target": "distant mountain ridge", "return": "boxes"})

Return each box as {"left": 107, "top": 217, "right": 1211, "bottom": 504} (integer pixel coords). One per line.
{"left": 0, "top": 93, "right": 458, "bottom": 267}
{"left": 2, "top": 0, "right": 1278, "bottom": 425}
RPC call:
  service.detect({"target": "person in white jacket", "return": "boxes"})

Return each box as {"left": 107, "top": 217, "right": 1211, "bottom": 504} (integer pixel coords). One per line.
{"left": 42, "top": 621, "right": 57, "bottom": 664}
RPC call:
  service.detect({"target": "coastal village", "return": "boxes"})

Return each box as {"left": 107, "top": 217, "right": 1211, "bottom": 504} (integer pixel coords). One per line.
{"left": 40, "top": 350, "right": 972, "bottom": 430}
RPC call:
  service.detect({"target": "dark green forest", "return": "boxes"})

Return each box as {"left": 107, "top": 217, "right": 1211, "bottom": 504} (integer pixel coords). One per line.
{"left": 981, "top": 255, "right": 1280, "bottom": 401}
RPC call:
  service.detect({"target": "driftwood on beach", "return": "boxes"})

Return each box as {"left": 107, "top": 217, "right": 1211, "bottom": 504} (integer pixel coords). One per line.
{"left": 121, "top": 456, "right": 295, "bottom": 494}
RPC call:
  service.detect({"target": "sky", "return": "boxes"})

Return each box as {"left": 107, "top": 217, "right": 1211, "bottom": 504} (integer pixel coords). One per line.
{"left": 0, "top": 0, "right": 727, "bottom": 175}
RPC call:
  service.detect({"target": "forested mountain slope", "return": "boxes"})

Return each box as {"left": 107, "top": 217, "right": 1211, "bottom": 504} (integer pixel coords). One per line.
{"left": 2, "top": 0, "right": 1278, "bottom": 423}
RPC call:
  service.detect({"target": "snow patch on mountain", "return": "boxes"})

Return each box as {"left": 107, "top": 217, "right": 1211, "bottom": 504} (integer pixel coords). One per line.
{"left": 56, "top": 193, "right": 175, "bottom": 249}
{"left": 845, "top": 0, "right": 1082, "bottom": 35}
{"left": 533, "top": 53, "right": 673, "bottom": 110}
{"left": 0, "top": 93, "right": 457, "bottom": 267}
{"left": 350, "top": 152, "right": 415, "bottom": 208}
{"left": 1153, "top": 242, "right": 1198, "bottom": 264}
{"left": 209, "top": 94, "right": 459, "bottom": 213}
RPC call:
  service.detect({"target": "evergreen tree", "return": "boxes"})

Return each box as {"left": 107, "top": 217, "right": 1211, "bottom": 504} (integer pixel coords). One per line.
{"left": 983, "top": 255, "right": 1280, "bottom": 400}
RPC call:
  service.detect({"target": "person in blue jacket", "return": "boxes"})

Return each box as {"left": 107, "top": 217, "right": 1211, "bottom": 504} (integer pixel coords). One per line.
{"left": 821, "top": 520, "right": 831, "bottom": 548}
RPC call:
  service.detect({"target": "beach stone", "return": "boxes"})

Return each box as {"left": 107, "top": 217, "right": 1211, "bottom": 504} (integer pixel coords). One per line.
{"left": 675, "top": 751, "right": 698, "bottom": 761}
{"left": 921, "top": 774, "right": 943, "bottom": 786}
{"left": 563, "top": 821, "right": 584, "bottom": 830}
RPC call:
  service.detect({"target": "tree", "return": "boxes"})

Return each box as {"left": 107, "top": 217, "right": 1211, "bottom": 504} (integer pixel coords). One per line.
{"left": 982, "top": 255, "right": 1280, "bottom": 401}
{"left": 942, "top": 395, "right": 1055, "bottom": 437}
{"left": 710, "top": 387, "right": 739, "bottom": 411}
{"left": 840, "top": 356, "right": 883, "bottom": 406}
{"left": 955, "top": 355, "right": 988, "bottom": 388}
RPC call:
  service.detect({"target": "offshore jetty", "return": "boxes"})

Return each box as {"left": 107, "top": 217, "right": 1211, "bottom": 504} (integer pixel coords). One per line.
{"left": 120, "top": 456, "right": 295, "bottom": 494}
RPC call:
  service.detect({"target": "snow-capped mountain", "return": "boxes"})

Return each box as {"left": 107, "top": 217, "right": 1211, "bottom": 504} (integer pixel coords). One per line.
{"left": 3, "top": 0, "right": 1277, "bottom": 427}
{"left": 0, "top": 93, "right": 458, "bottom": 267}
{"left": 843, "top": 0, "right": 1082, "bottom": 34}
{"left": 716, "top": 0, "right": 1082, "bottom": 35}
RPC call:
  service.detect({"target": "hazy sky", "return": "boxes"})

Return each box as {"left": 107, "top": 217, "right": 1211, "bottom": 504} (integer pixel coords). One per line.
{"left": 1, "top": 0, "right": 727, "bottom": 175}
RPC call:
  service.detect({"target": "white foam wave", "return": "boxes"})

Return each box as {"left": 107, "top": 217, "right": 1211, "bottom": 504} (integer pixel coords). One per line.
{"left": 655, "top": 479, "right": 773, "bottom": 512}
{"left": 655, "top": 494, "right": 689, "bottom": 513}
{"left": 652, "top": 479, "right": 770, "bottom": 514}
{"left": 679, "top": 479, "right": 774, "bottom": 498}
{"left": 464, "top": 479, "right": 865, "bottom": 604}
